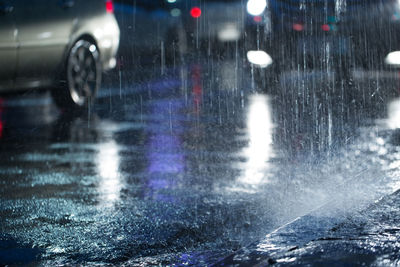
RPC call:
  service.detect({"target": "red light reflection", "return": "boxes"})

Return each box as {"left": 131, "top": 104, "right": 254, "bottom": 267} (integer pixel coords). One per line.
{"left": 190, "top": 7, "right": 201, "bottom": 18}
{"left": 292, "top": 23, "right": 304, "bottom": 31}
{"left": 106, "top": 0, "right": 114, "bottom": 13}
{"left": 191, "top": 65, "right": 202, "bottom": 114}
{"left": 253, "top": 16, "right": 262, "bottom": 23}
{"left": 321, "top": 24, "right": 330, "bottom": 31}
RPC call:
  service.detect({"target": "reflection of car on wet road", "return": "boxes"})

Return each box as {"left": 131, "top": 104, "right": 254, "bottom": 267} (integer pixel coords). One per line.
{"left": 0, "top": 0, "right": 120, "bottom": 110}
{"left": 114, "top": 0, "right": 244, "bottom": 66}
{"left": 246, "top": 0, "right": 400, "bottom": 90}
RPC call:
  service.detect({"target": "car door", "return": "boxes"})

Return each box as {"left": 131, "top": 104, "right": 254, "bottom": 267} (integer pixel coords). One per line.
{"left": 13, "top": 0, "right": 77, "bottom": 88}
{"left": 0, "top": 0, "right": 17, "bottom": 90}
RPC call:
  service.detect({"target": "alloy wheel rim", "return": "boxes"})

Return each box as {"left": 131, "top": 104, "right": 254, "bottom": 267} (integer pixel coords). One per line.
{"left": 67, "top": 40, "right": 99, "bottom": 106}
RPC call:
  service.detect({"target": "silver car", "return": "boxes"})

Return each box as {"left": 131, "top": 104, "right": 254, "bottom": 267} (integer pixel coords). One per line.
{"left": 0, "top": 0, "right": 120, "bottom": 110}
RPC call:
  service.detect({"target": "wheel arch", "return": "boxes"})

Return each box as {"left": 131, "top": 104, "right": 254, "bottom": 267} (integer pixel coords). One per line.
{"left": 65, "top": 34, "right": 100, "bottom": 62}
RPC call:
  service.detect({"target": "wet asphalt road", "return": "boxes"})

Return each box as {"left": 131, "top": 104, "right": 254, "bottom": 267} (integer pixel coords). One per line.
{"left": 2, "top": 55, "right": 400, "bottom": 265}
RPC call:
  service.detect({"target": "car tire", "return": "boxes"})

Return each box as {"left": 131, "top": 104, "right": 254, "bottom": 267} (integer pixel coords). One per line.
{"left": 52, "top": 39, "right": 102, "bottom": 111}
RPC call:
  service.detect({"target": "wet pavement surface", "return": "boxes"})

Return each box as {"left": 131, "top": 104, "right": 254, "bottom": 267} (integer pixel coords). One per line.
{"left": 2, "top": 55, "right": 400, "bottom": 265}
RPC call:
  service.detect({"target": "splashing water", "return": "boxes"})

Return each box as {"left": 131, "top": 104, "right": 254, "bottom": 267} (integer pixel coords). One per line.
{"left": 335, "top": 0, "right": 347, "bottom": 17}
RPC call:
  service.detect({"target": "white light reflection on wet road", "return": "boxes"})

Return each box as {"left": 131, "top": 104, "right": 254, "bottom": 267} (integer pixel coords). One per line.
{"left": 387, "top": 98, "right": 400, "bottom": 129}
{"left": 96, "top": 138, "right": 123, "bottom": 207}
{"left": 239, "top": 94, "right": 274, "bottom": 187}
{"left": 384, "top": 98, "right": 400, "bottom": 191}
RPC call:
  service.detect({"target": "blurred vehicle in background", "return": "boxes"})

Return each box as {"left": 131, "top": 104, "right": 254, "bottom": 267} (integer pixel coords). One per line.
{"left": 114, "top": 0, "right": 245, "bottom": 67}
{"left": 0, "top": 0, "right": 120, "bottom": 110}
{"left": 245, "top": 0, "right": 400, "bottom": 91}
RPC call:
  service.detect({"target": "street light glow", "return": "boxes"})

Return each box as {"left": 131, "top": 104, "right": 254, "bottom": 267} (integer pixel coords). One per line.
{"left": 247, "top": 50, "right": 273, "bottom": 68}
{"left": 247, "top": 0, "right": 267, "bottom": 16}
{"left": 385, "top": 51, "right": 400, "bottom": 65}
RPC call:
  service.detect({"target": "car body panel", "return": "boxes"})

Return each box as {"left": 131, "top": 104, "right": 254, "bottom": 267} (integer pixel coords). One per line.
{"left": 72, "top": 12, "right": 120, "bottom": 70}
{"left": 13, "top": 0, "right": 76, "bottom": 87}
{"left": 0, "top": 0, "right": 120, "bottom": 93}
{"left": 72, "top": 0, "right": 120, "bottom": 70}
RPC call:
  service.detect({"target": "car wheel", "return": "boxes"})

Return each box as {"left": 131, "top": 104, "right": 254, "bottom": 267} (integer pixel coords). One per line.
{"left": 52, "top": 39, "right": 101, "bottom": 111}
